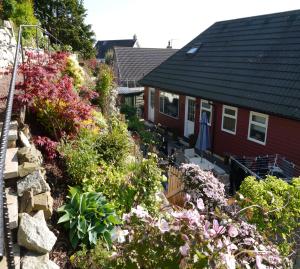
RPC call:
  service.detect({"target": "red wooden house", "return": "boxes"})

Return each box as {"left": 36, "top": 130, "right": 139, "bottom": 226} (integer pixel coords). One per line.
{"left": 140, "top": 10, "right": 300, "bottom": 165}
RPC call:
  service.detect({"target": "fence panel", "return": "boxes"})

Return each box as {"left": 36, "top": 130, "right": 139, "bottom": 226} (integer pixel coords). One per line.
{"left": 165, "top": 166, "right": 185, "bottom": 206}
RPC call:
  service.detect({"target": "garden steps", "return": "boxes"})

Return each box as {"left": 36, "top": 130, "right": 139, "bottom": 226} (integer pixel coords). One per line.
{"left": 0, "top": 121, "right": 18, "bottom": 148}
{"left": 4, "top": 148, "right": 19, "bottom": 180}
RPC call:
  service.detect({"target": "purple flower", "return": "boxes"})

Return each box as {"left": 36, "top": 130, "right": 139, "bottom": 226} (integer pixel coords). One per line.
{"left": 131, "top": 205, "right": 149, "bottom": 219}
{"left": 179, "top": 242, "right": 190, "bottom": 256}
{"left": 228, "top": 225, "right": 239, "bottom": 238}
{"left": 256, "top": 255, "right": 267, "bottom": 269}
{"left": 196, "top": 198, "right": 205, "bottom": 211}
{"left": 221, "top": 252, "right": 236, "bottom": 269}
{"left": 156, "top": 218, "right": 170, "bottom": 233}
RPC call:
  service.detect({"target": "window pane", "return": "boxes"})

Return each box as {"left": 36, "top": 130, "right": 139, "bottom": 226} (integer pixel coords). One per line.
{"left": 252, "top": 114, "right": 266, "bottom": 124}
{"left": 223, "top": 116, "right": 236, "bottom": 132}
{"left": 188, "top": 99, "right": 195, "bottom": 121}
{"left": 160, "top": 92, "right": 179, "bottom": 118}
{"left": 250, "top": 124, "right": 266, "bottom": 142}
{"left": 224, "top": 108, "right": 236, "bottom": 116}
{"left": 159, "top": 96, "right": 164, "bottom": 112}
{"left": 201, "top": 101, "right": 211, "bottom": 110}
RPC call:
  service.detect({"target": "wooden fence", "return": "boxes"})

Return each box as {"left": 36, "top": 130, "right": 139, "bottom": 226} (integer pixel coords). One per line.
{"left": 165, "top": 166, "right": 185, "bottom": 206}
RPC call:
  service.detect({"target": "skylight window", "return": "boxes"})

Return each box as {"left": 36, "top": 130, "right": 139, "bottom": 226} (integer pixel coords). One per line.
{"left": 187, "top": 47, "right": 199, "bottom": 54}
{"left": 186, "top": 43, "right": 202, "bottom": 55}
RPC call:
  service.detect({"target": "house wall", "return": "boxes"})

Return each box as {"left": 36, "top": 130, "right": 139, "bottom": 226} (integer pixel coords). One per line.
{"left": 143, "top": 87, "right": 300, "bottom": 165}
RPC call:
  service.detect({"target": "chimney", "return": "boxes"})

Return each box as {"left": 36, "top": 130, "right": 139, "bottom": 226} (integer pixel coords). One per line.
{"left": 133, "top": 34, "right": 137, "bottom": 41}
{"left": 167, "top": 40, "right": 172, "bottom": 49}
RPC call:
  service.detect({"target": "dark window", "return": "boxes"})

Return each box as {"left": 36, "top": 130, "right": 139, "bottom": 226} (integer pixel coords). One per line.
{"left": 159, "top": 91, "right": 179, "bottom": 118}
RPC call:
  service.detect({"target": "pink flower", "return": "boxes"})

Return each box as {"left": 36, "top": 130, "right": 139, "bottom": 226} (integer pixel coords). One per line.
{"left": 256, "top": 256, "right": 267, "bottom": 269}
{"left": 196, "top": 198, "right": 205, "bottom": 211}
{"left": 131, "top": 205, "right": 149, "bottom": 219}
{"left": 228, "top": 225, "right": 239, "bottom": 238}
{"left": 221, "top": 252, "right": 236, "bottom": 269}
{"left": 156, "top": 218, "right": 170, "bottom": 233}
{"left": 185, "top": 193, "right": 191, "bottom": 202}
{"left": 179, "top": 242, "right": 190, "bottom": 256}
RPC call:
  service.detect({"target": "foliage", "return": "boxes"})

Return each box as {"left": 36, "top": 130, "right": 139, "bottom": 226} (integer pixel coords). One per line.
{"left": 95, "top": 118, "right": 130, "bottom": 166}
{"left": 15, "top": 51, "right": 93, "bottom": 141}
{"left": 120, "top": 104, "right": 137, "bottom": 120}
{"left": 11, "top": 0, "right": 38, "bottom": 40}
{"left": 58, "top": 129, "right": 100, "bottom": 185}
{"left": 72, "top": 204, "right": 291, "bottom": 269}
{"left": 33, "top": 135, "right": 58, "bottom": 160}
{"left": 1, "top": 0, "right": 16, "bottom": 20}
{"left": 105, "top": 49, "right": 114, "bottom": 65}
{"left": 34, "top": 0, "right": 96, "bottom": 59}
{"left": 95, "top": 64, "right": 115, "bottom": 115}
{"left": 64, "top": 54, "right": 85, "bottom": 88}
{"left": 238, "top": 176, "right": 300, "bottom": 255}
{"left": 58, "top": 186, "right": 120, "bottom": 249}
{"left": 181, "top": 163, "right": 227, "bottom": 210}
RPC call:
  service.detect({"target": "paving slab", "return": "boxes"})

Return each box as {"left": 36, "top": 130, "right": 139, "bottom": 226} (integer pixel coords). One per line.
{"left": 5, "top": 187, "right": 18, "bottom": 229}
{"left": 4, "top": 147, "right": 18, "bottom": 179}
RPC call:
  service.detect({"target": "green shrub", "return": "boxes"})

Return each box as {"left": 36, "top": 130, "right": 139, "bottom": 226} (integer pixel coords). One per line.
{"left": 11, "top": 0, "right": 38, "bottom": 40}
{"left": 58, "top": 129, "right": 100, "bottom": 185}
{"left": 1, "top": 0, "right": 16, "bottom": 20}
{"left": 58, "top": 186, "right": 120, "bottom": 249}
{"left": 64, "top": 55, "right": 85, "bottom": 88}
{"left": 95, "top": 118, "right": 130, "bottom": 166}
{"left": 238, "top": 176, "right": 300, "bottom": 255}
{"left": 120, "top": 104, "right": 137, "bottom": 119}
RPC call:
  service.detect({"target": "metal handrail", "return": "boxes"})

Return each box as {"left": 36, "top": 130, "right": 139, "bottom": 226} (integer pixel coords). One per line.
{"left": 0, "top": 24, "right": 63, "bottom": 269}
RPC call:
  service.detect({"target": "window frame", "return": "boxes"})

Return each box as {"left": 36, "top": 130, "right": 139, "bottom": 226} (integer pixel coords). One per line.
{"left": 159, "top": 91, "right": 179, "bottom": 119}
{"left": 200, "top": 99, "right": 212, "bottom": 126}
{"left": 221, "top": 105, "right": 238, "bottom": 135}
{"left": 247, "top": 111, "right": 269, "bottom": 145}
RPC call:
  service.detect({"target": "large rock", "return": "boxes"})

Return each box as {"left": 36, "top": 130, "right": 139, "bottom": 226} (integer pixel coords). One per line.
{"left": 18, "top": 162, "right": 40, "bottom": 177}
{"left": 17, "top": 170, "right": 50, "bottom": 196}
{"left": 22, "top": 252, "right": 59, "bottom": 269}
{"left": 33, "top": 192, "right": 54, "bottom": 219}
{"left": 18, "top": 146, "right": 43, "bottom": 166}
{"left": 19, "top": 131, "right": 31, "bottom": 147}
{"left": 18, "top": 211, "right": 57, "bottom": 254}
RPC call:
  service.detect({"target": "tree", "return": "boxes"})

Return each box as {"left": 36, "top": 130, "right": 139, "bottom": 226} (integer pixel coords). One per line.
{"left": 33, "top": 0, "right": 96, "bottom": 59}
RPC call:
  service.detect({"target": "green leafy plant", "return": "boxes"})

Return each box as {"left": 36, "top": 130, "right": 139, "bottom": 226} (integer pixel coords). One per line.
{"left": 238, "top": 176, "right": 300, "bottom": 255}
{"left": 58, "top": 128, "right": 100, "bottom": 185}
{"left": 58, "top": 186, "right": 120, "bottom": 249}
{"left": 95, "top": 118, "right": 130, "bottom": 166}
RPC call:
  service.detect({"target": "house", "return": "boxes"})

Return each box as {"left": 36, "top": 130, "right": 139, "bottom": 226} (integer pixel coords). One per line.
{"left": 95, "top": 35, "right": 139, "bottom": 62}
{"left": 140, "top": 10, "right": 300, "bottom": 165}
{"left": 113, "top": 47, "right": 178, "bottom": 112}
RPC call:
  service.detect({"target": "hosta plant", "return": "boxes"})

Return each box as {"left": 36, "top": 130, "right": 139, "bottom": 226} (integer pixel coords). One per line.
{"left": 58, "top": 187, "right": 120, "bottom": 249}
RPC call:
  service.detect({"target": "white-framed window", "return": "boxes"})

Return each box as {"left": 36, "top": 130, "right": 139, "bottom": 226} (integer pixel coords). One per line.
{"left": 200, "top": 99, "right": 212, "bottom": 125}
{"left": 247, "top": 111, "right": 268, "bottom": 145}
{"left": 159, "top": 91, "right": 179, "bottom": 118}
{"left": 221, "top": 105, "right": 238, "bottom": 134}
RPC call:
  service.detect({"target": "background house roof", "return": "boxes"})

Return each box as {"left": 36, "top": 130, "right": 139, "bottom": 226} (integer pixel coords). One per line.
{"left": 95, "top": 39, "right": 137, "bottom": 59}
{"left": 114, "top": 47, "right": 178, "bottom": 85}
{"left": 140, "top": 9, "right": 300, "bottom": 121}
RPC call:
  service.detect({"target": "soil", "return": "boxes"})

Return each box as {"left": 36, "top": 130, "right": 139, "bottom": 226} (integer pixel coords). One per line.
{"left": 45, "top": 160, "right": 74, "bottom": 269}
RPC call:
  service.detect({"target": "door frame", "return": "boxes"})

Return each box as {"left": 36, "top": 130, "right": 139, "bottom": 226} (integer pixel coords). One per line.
{"left": 184, "top": 96, "right": 196, "bottom": 138}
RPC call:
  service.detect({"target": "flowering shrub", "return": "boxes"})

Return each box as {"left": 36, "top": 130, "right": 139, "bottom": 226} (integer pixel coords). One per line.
{"left": 72, "top": 204, "right": 291, "bottom": 268}
{"left": 238, "top": 176, "right": 300, "bottom": 255}
{"left": 180, "top": 164, "right": 227, "bottom": 209}
{"left": 64, "top": 54, "right": 85, "bottom": 88}
{"left": 15, "top": 51, "right": 93, "bottom": 141}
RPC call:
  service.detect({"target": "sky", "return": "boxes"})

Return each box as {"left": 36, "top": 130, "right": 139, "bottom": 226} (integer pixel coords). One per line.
{"left": 84, "top": 0, "right": 300, "bottom": 49}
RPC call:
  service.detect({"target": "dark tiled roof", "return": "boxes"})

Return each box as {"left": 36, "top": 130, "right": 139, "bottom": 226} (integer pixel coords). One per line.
{"left": 95, "top": 39, "right": 136, "bottom": 59}
{"left": 140, "top": 9, "right": 300, "bottom": 121}
{"left": 114, "top": 47, "right": 178, "bottom": 84}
